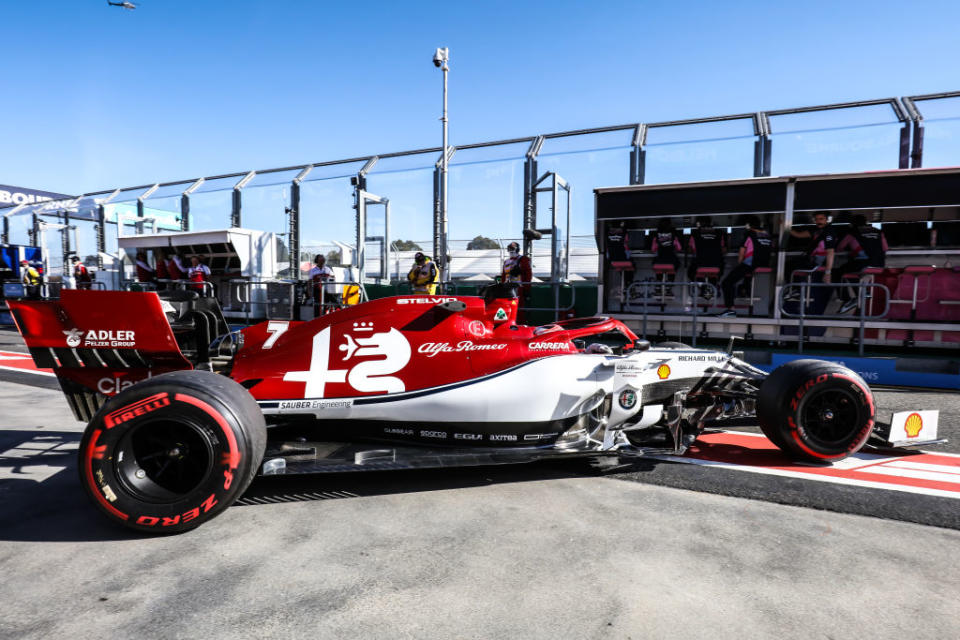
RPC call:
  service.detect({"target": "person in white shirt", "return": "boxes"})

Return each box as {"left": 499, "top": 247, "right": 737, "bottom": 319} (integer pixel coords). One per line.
{"left": 309, "top": 254, "right": 335, "bottom": 317}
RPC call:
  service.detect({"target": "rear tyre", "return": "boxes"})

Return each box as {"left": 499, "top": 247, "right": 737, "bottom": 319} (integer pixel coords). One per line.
{"left": 757, "top": 359, "right": 874, "bottom": 463}
{"left": 78, "top": 370, "right": 266, "bottom": 534}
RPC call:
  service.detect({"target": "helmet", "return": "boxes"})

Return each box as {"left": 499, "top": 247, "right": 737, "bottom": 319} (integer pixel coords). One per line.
{"left": 20, "top": 259, "right": 28, "bottom": 265}
{"left": 414, "top": 252, "right": 426, "bottom": 264}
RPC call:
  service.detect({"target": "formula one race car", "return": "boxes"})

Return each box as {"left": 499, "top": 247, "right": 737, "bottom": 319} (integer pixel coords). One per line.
{"left": 9, "top": 284, "right": 877, "bottom": 533}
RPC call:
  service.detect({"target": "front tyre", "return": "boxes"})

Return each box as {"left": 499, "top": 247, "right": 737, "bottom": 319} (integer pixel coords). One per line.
{"left": 757, "top": 360, "right": 875, "bottom": 463}
{"left": 78, "top": 370, "right": 266, "bottom": 534}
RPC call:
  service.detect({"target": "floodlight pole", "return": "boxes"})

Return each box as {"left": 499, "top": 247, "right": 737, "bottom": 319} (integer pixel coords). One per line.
{"left": 437, "top": 47, "right": 450, "bottom": 284}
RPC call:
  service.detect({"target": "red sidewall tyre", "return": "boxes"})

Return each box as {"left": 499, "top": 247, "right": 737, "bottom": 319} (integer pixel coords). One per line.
{"left": 758, "top": 360, "right": 875, "bottom": 463}
{"left": 78, "top": 370, "right": 266, "bottom": 534}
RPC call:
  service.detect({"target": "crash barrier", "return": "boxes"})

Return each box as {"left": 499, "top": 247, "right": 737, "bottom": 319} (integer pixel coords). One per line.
{"left": 226, "top": 279, "right": 294, "bottom": 324}
{"left": 123, "top": 280, "right": 156, "bottom": 291}
{"left": 77, "top": 281, "right": 107, "bottom": 291}
{"left": 614, "top": 262, "right": 960, "bottom": 349}
{"left": 386, "top": 280, "right": 577, "bottom": 323}
{"left": 311, "top": 280, "right": 368, "bottom": 319}
{"left": 444, "top": 281, "right": 577, "bottom": 323}
{"left": 2, "top": 279, "right": 107, "bottom": 299}
{"left": 524, "top": 281, "right": 576, "bottom": 323}
{"left": 124, "top": 279, "right": 216, "bottom": 298}
{"left": 778, "top": 281, "right": 890, "bottom": 356}
{"left": 624, "top": 281, "right": 719, "bottom": 347}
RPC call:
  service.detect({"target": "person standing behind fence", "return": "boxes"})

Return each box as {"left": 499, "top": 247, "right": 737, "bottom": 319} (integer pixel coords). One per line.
{"left": 785, "top": 212, "right": 837, "bottom": 302}
{"left": 20, "top": 259, "right": 41, "bottom": 299}
{"left": 72, "top": 255, "right": 93, "bottom": 290}
{"left": 651, "top": 219, "right": 682, "bottom": 292}
{"left": 606, "top": 221, "right": 630, "bottom": 263}
{"left": 135, "top": 251, "right": 155, "bottom": 285}
{"left": 835, "top": 214, "right": 888, "bottom": 314}
{"left": 166, "top": 252, "right": 185, "bottom": 284}
{"left": 686, "top": 217, "right": 726, "bottom": 295}
{"left": 407, "top": 252, "right": 439, "bottom": 295}
{"left": 187, "top": 255, "right": 211, "bottom": 294}
{"left": 154, "top": 251, "right": 169, "bottom": 290}
{"left": 309, "top": 254, "right": 335, "bottom": 317}
{"left": 503, "top": 241, "right": 532, "bottom": 317}
{"left": 717, "top": 216, "right": 772, "bottom": 318}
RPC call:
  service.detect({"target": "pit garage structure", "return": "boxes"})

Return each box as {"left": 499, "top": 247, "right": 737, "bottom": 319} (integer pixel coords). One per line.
{"left": 595, "top": 167, "right": 960, "bottom": 375}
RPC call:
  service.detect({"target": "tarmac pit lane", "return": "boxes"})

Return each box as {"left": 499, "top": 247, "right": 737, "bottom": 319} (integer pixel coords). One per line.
{"left": 1, "top": 376, "right": 959, "bottom": 638}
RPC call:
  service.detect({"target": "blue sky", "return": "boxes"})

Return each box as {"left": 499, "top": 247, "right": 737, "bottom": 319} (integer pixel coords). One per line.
{"left": 3, "top": 0, "right": 959, "bottom": 246}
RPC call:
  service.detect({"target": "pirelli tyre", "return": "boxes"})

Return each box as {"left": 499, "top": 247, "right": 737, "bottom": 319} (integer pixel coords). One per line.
{"left": 78, "top": 370, "right": 266, "bottom": 534}
{"left": 757, "top": 359, "right": 875, "bottom": 463}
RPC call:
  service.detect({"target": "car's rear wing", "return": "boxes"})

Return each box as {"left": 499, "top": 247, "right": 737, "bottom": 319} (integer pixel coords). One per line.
{"left": 8, "top": 290, "right": 192, "bottom": 422}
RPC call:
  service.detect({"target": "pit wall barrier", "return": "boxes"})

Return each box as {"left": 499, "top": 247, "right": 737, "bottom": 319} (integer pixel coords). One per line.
{"left": 363, "top": 281, "right": 599, "bottom": 325}
{"left": 748, "top": 351, "right": 960, "bottom": 390}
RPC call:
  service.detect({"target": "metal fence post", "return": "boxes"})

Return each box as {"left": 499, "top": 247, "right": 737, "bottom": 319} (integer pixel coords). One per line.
{"left": 902, "top": 96, "right": 924, "bottom": 169}
{"left": 232, "top": 171, "right": 256, "bottom": 228}
{"left": 96, "top": 204, "right": 106, "bottom": 269}
{"left": 61, "top": 209, "right": 71, "bottom": 267}
{"left": 290, "top": 166, "right": 312, "bottom": 281}
{"left": 523, "top": 136, "right": 544, "bottom": 259}
{"left": 629, "top": 124, "right": 646, "bottom": 185}
{"left": 136, "top": 184, "right": 158, "bottom": 235}
{"left": 691, "top": 284, "right": 699, "bottom": 347}
{"left": 181, "top": 177, "right": 204, "bottom": 233}
{"left": 753, "top": 113, "right": 771, "bottom": 177}
{"left": 797, "top": 282, "right": 806, "bottom": 353}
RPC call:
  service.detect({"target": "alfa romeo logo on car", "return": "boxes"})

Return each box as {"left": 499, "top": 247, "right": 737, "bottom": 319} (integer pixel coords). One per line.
{"left": 618, "top": 389, "right": 637, "bottom": 410}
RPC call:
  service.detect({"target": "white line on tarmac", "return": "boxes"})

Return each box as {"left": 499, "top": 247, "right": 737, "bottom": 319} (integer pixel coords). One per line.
{"left": 879, "top": 459, "right": 960, "bottom": 475}
{"left": 859, "top": 463, "right": 960, "bottom": 484}
{"left": 648, "top": 454, "right": 960, "bottom": 500}
{"left": 0, "top": 364, "right": 55, "bottom": 377}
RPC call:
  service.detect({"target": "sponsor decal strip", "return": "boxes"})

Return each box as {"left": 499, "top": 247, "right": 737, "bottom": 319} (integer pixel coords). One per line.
{"left": 259, "top": 359, "right": 544, "bottom": 410}
{"left": 649, "top": 431, "right": 960, "bottom": 499}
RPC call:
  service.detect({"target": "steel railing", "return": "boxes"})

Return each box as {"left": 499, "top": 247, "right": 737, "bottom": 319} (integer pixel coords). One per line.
{"left": 444, "top": 280, "right": 577, "bottom": 322}
{"left": 623, "top": 280, "right": 719, "bottom": 347}
{"left": 778, "top": 281, "right": 891, "bottom": 355}
{"left": 311, "top": 280, "right": 370, "bottom": 320}
{"left": 124, "top": 279, "right": 216, "bottom": 298}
